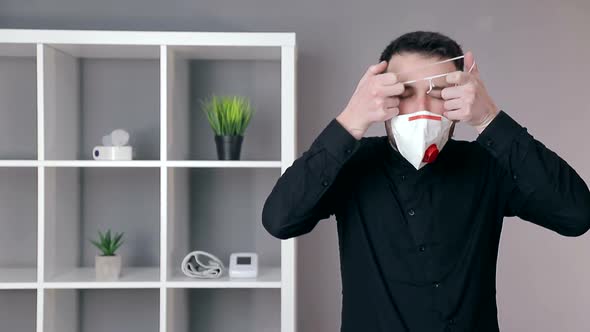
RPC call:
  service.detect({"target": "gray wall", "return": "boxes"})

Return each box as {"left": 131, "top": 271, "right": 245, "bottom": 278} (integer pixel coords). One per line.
{"left": 1, "top": 0, "right": 589, "bottom": 331}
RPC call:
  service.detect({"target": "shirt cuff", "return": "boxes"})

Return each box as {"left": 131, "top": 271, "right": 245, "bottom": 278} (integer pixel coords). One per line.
{"left": 476, "top": 110, "right": 525, "bottom": 158}
{"left": 313, "top": 118, "right": 362, "bottom": 164}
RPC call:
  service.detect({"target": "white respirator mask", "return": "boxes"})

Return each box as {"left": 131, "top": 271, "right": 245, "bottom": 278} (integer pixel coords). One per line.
{"left": 388, "top": 110, "right": 453, "bottom": 170}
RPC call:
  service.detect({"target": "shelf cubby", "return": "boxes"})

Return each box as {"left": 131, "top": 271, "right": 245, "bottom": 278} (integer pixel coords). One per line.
{"left": 0, "top": 289, "right": 37, "bottom": 331}
{"left": 43, "top": 167, "right": 160, "bottom": 286}
{"left": 41, "top": 44, "right": 161, "bottom": 161}
{"left": 165, "top": 45, "right": 282, "bottom": 162}
{"left": 166, "top": 167, "right": 282, "bottom": 287}
{"left": 0, "top": 167, "right": 38, "bottom": 285}
{"left": 0, "top": 44, "right": 38, "bottom": 160}
{"left": 167, "top": 288, "right": 280, "bottom": 332}
{"left": 44, "top": 288, "right": 159, "bottom": 332}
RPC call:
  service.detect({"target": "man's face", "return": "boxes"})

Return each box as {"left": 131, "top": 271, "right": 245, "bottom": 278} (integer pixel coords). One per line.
{"left": 386, "top": 52, "right": 459, "bottom": 116}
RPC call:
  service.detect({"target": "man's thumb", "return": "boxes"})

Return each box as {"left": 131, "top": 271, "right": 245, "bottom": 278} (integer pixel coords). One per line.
{"left": 370, "top": 60, "right": 387, "bottom": 75}
{"left": 464, "top": 51, "right": 479, "bottom": 74}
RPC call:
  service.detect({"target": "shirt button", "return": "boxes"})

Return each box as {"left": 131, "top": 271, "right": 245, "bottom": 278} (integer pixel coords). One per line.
{"left": 418, "top": 245, "right": 425, "bottom": 252}
{"left": 345, "top": 148, "right": 352, "bottom": 154}
{"left": 486, "top": 139, "right": 493, "bottom": 147}
{"left": 408, "top": 209, "right": 415, "bottom": 216}
{"left": 401, "top": 175, "right": 406, "bottom": 181}
{"left": 433, "top": 282, "right": 440, "bottom": 288}
{"left": 513, "top": 174, "right": 518, "bottom": 180}
{"left": 322, "top": 180, "right": 329, "bottom": 187}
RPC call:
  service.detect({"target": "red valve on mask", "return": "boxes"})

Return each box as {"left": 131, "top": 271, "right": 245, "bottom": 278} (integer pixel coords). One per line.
{"left": 422, "top": 144, "right": 439, "bottom": 163}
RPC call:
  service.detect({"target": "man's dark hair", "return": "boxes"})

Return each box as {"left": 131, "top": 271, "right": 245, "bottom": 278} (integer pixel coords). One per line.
{"left": 379, "top": 31, "right": 464, "bottom": 70}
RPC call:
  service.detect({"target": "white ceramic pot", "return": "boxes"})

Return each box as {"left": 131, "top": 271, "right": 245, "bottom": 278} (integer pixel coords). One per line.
{"left": 95, "top": 255, "right": 122, "bottom": 281}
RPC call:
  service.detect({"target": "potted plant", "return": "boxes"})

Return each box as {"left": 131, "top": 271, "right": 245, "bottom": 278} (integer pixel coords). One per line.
{"left": 90, "top": 229, "right": 124, "bottom": 281}
{"left": 200, "top": 95, "right": 255, "bottom": 160}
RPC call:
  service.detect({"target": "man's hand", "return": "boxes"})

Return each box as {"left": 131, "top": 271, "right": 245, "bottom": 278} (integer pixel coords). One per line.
{"left": 441, "top": 51, "right": 500, "bottom": 134}
{"left": 337, "top": 60, "right": 405, "bottom": 140}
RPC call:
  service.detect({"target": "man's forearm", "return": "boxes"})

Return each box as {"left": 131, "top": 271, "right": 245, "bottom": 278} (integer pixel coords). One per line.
{"left": 477, "top": 110, "right": 590, "bottom": 236}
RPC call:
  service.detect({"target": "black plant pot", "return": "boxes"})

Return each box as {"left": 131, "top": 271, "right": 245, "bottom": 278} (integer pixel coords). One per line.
{"left": 214, "top": 135, "right": 244, "bottom": 160}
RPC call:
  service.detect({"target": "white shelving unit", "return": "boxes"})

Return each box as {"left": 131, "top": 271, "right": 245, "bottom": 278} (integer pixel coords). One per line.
{"left": 0, "top": 29, "right": 297, "bottom": 332}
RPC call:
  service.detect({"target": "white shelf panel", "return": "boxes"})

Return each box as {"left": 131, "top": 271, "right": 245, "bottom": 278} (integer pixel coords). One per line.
{"left": 0, "top": 29, "right": 295, "bottom": 47}
{"left": 167, "top": 266, "right": 281, "bottom": 288}
{"left": 39, "top": 160, "right": 282, "bottom": 168}
{"left": 166, "top": 160, "right": 282, "bottom": 168}
{"left": 0, "top": 268, "right": 37, "bottom": 289}
{"left": 0, "top": 160, "right": 40, "bottom": 167}
{"left": 44, "top": 267, "right": 160, "bottom": 289}
{"left": 43, "top": 160, "right": 162, "bottom": 167}
{"left": 0, "top": 283, "right": 38, "bottom": 290}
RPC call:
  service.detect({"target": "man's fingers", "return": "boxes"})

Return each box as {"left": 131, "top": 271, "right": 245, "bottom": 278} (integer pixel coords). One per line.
{"left": 445, "top": 71, "right": 470, "bottom": 85}
{"left": 383, "top": 96, "right": 400, "bottom": 109}
{"left": 362, "top": 61, "right": 388, "bottom": 81}
{"left": 359, "top": 61, "right": 388, "bottom": 87}
{"left": 378, "top": 83, "right": 404, "bottom": 97}
{"left": 443, "top": 98, "right": 462, "bottom": 111}
{"left": 443, "top": 109, "right": 466, "bottom": 121}
{"left": 371, "top": 60, "right": 388, "bottom": 74}
{"left": 383, "top": 107, "right": 399, "bottom": 120}
{"left": 375, "top": 72, "right": 399, "bottom": 85}
{"left": 441, "top": 86, "right": 462, "bottom": 100}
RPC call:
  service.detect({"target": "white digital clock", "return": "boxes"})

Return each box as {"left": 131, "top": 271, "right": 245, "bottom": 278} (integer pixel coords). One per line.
{"left": 229, "top": 252, "right": 258, "bottom": 278}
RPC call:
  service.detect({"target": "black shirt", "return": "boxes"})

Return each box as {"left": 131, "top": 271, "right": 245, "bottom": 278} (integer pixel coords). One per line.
{"left": 262, "top": 111, "right": 590, "bottom": 332}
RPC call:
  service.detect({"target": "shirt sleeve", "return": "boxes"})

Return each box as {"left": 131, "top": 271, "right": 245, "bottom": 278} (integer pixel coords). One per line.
{"left": 262, "top": 118, "right": 362, "bottom": 239}
{"left": 477, "top": 110, "right": 590, "bottom": 236}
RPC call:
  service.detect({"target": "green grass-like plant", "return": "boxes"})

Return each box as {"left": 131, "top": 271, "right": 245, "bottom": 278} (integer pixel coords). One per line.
{"left": 90, "top": 230, "right": 124, "bottom": 256}
{"left": 200, "top": 95, "right": 254, "bottom": 136}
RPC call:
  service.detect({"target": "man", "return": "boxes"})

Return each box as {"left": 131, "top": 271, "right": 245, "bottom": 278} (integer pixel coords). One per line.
{"left": 261, "top": 31, "right": 590, "bottom": 331}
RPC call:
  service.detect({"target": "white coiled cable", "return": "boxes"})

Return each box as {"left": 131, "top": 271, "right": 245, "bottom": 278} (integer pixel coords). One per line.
{"left": 180, "top": 251, "right": 225, "bottom": 279}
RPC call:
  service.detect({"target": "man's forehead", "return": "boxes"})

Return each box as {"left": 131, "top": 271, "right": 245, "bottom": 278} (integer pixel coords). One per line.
{"left": 386, "top": 53, "right": 458, "bottom": 82}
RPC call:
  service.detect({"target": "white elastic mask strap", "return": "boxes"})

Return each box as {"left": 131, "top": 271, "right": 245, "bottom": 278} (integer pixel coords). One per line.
{"left": 468, "top": 60, "right": 476, "bottom": 73}
{"left": 397, "top": 55, "right": 476, "bottom": 86}
{"left": 396, "top": 55, "right": 465, "bottom": 77}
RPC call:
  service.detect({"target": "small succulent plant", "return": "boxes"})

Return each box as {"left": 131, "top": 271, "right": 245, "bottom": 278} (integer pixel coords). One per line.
{"left": 90, "top": 230, "right": 124, "bottom": 256}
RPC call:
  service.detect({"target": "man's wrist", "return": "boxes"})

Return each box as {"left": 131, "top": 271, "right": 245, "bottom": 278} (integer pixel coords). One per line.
{"left": 314, "top": 117, "right": 362, "bottom": 165}
{"left": 474, "top": 107, "right": 500, "bottom": 134}
{"left": 475, "top": 110, "right": 524, "bottom": 158}
{"left": 336, "top": 109, "right": 367, "bottom": 140}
